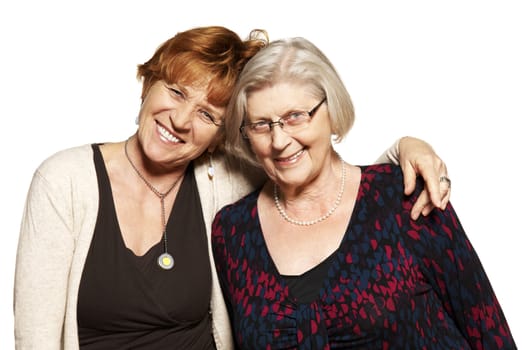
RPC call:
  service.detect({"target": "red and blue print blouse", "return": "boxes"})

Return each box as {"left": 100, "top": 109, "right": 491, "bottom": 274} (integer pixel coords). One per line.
{"left": 211, "top": 164, "right": 516, "bottom": 349}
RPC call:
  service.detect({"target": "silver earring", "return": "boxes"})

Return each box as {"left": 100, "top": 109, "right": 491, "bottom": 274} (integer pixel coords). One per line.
{"left": 135, "top": 115, "right": 140, "bottom": 125}
{"left": 207, "top": 152, "right": 215, "bottom": 180}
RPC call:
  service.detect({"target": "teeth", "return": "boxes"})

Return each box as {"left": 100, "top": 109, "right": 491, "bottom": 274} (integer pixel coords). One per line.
{"left": 280, "top": 149, "right": 304, "bottom": 162}
{"left": 158, "top": 124, "right": 181, "bottom": 143}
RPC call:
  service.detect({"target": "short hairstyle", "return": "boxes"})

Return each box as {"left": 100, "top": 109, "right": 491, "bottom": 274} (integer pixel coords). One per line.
{"left": 137, "top": 26, "right": 267, "bottom": 109}
{"left": 225, "top": 37, "right": 355, "bottom": 166}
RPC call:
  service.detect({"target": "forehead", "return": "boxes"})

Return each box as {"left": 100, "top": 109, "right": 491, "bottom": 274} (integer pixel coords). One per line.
{"left": 156, "top": 81, "right": 225, "bottom": 118}
{"left": 176, "top": 81, "right": 211, "bottom": 100}
{"left": 174, "top": 69, "right": 231, "bottom": 108}
{"left": 246, "top": 82, "right": 316, "bottom": 117}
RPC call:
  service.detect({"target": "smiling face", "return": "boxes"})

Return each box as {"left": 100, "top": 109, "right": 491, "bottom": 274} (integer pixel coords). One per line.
{"left": 136, "top": 80, "right": 224, "bottom": 171}
{"left": 246, "top": 82, "right": 334, "bottom": 190}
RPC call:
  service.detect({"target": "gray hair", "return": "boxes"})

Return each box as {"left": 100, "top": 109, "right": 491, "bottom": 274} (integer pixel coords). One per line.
{"left": 225, "top": 37, "right": 355, "bottom": 166}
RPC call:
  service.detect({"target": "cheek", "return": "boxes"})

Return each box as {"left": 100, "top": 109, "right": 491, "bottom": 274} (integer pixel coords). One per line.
{"left": 303, "top": 124, "right": 332, "bottom": 146}
{"left": 193, "top": 127, "right": 220, "bottom": 148}
{"left": 207, "top": 130, "right": 225, "bottom": 152}
{"left": 137, "top": 101, "right": 161, "bottom": 123}
{"left": 142, "top": 89, "right": 175, "bottom": 114}
{"left": 248, "top": 140, "right": 270, "bottom": 159}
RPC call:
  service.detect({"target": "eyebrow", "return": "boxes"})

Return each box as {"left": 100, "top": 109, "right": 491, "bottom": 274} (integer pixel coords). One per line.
{"left": 248, "top": 106, "right": 304, "bottom": 121}
{"left": 201, "top": 102, "right": 223, "bottom": 118}
{"left": 169, "top": 82, "right": 224, "bottom": 117}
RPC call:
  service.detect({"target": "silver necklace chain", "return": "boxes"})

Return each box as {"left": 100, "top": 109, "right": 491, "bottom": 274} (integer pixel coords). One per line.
{"left": 273, "top": 155, "right": 346, "bottom": 226}
{"left": 124, "top": 139, "right": 182, "bottom": 264}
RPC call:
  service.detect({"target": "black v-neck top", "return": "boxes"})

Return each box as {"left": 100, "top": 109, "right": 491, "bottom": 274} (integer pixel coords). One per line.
{"left": 77, "top": 144, "right": 215, "bottom": 349}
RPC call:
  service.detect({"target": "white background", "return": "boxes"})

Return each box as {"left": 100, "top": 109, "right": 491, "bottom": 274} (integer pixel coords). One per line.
{"left": 1, "top": 0, "right": 521, "bottom": 347}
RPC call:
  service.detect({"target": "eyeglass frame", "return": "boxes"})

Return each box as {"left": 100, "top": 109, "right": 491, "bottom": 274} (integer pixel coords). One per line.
{"left": 240, "top": 97, "right": 327, "bottom": 139}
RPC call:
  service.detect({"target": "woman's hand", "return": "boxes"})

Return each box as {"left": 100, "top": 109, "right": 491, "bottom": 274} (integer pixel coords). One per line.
{"left": 399, "top": 136, "right": 451, "bottom": 220}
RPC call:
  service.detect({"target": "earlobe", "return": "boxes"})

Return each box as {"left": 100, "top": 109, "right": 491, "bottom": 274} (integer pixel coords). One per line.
{"left": 207, "top": 142, "right": 217, "bottom": 154}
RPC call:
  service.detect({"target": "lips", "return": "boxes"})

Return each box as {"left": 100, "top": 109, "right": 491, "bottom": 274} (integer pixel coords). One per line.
{"left": 275, "top": 149, "right": 305, "bottom": 164}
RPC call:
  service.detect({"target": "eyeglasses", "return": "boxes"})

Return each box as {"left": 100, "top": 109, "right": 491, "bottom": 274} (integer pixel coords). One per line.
{"left": 240, "top": 97, "right": 326, "bottom": 139}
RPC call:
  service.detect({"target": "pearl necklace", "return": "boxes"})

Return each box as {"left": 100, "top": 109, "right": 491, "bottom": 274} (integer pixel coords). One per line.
{"left": 273, "top": 155, "right": 346, "bottom": 226}
{"left": 124, "top": 139, "right": 182, "bottom": 270}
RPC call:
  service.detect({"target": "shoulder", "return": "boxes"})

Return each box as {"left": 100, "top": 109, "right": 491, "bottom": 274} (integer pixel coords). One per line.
{"left": 29, "top": 144, "right": 98, "bottom": 198}
{"left": 359, "top": 164, "right": 406, "bottom": 199}
{"left": 212, "top": 188, "right": 261, "bottom": 230}
{"left": 357, "top": 165, "right": 466, "bottom": 256}
{"left": 360, "top": 163, "right": 403, "bottom": 181}
{"left": 361, "top": 163, "right": 428, "bottom": 206}
{"left": 36, "top": 144, "right": 95, "bottom": 178}
{"left": 194, "top": 152, "right": 267, "bottom": 205}
{"left": 218, "top": 188, "right": 260, "bottom": 216}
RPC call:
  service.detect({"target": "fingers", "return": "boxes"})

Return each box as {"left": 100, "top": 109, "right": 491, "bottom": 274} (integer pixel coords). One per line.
{"left": 415, "top": 155, "right": 449, "bottom": 210}
{"left": 410, "top": 189, "right": 432, "bottom": 220}
{"left": 433, "top": 162, "right": 450, "bottom": 209}
{"left": 396, "top": 135, "right": 452, "bottom": 215}
{"left": 422, "top": 178, "right": 450, "bottom": 214}
{"left": 402, "top": 162, "right": 417, "bottom": 196}
{"left": 404, "top": 157, "right": 443, "bottom": 209}
{"left": 420, "top": 163, "right": 443, "bottom": 209}
{"left": 410, "top": 176, "right": 452, "bottom": 220}
{"left": 438, "top": 176, "right": 451, "bottom": 210}
{"left": 421, "top": 203, "right": 436, "bottom": 217}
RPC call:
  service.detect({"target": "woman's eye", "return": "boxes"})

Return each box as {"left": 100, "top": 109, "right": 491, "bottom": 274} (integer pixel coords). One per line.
{"left": 288, "top": 111, "right": 305, "bottom": 120}
{"left": 252, "top": 121, "right": 269, "bottom": 131}
{"left": 201, "top": 111, "right": 215, "bottom": 122}
{"left": 168, "top": 87, "right": 184, "bottom": 98}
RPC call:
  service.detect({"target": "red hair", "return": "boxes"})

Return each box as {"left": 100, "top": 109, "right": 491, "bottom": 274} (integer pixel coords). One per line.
{"left": 137, "top": 26, "right": 267, "bottom": 108}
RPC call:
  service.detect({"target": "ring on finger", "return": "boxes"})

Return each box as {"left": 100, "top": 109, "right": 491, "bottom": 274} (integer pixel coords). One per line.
{"left": 439, "top": 175, "right": 451, "bottom": 188}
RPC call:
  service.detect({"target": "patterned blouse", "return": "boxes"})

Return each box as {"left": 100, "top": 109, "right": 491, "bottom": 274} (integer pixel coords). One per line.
{"left": 211, "top": 164, "right": 516, "bottom": 349}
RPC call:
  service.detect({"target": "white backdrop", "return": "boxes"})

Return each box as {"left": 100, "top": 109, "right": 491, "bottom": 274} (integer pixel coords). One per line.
{"left": 1, "top": 0, "right": 521, "bottom": 347}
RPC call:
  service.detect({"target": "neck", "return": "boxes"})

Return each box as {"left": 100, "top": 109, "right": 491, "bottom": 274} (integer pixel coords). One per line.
{"left": 273, "top": 153, "right": 346, "bottom": 226}
{"left": 124, "top": 137, "right": 185, "bottom": 196}
{"left": 126, "top": 136, "right": 186, "bottom": 183}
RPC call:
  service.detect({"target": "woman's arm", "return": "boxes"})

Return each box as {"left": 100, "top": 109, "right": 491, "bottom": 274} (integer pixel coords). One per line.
{"left": 378, "top": 136, "right": 450, "bottom": 220}
{"left": 416, "top": 203, "right": 517, "bottom": 349}
{"left": 14, "top": 170, "right": 74, "bottom": 349}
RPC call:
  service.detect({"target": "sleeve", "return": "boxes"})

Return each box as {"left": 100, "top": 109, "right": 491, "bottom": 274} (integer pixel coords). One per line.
{"left": 14, "top": 170, "right": 75, "bottom": 349}
{"left": 211, "top": 208, "right": 231, "bottom": 306}
{"left": 210, "top": 208, "right": 239, "bottom": 346}
{"left": 415, "top": 202, "right": 517, "bottom": 349}
{"left": 374, "top": 138, "right": 400, "bottom": 165}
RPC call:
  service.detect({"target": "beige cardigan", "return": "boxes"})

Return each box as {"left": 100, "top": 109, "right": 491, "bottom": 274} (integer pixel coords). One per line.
{"left": 14, "top": 141, "right": 399, "bottom": 349}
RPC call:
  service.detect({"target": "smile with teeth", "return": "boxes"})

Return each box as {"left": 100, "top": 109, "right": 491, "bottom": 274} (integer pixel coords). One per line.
{"left": 276, "top": 149, "right": 304, "bottom": 163}
{"left": 157, "top": 123, "right": 182, "bottom": 143}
